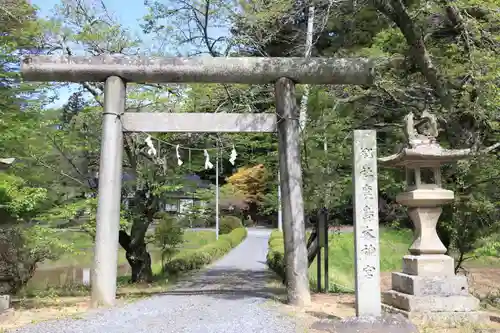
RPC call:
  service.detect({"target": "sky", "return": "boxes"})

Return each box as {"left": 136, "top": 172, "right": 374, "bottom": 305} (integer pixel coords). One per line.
{"left": 31, "top": 0, "right": 230, "bottom": 108}
{"left": 31, "top": 0, "right": 150, "bottom": 108}
{"left": 32, "top": 0, "right": 149, "bottom": 38}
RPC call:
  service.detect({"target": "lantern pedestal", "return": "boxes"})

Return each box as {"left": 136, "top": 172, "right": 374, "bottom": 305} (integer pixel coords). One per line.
{"left": 382, "top": 253, "right": 484, "bottom": 322}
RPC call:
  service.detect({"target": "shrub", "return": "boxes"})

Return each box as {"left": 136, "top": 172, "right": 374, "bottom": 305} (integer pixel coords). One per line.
{"left": 153, "top": 214, "right": 184, "bottom": 268}
{"left": 219, "top": 215, "right": 243, "bottom": 235}
{"left": 266, "top": 230, "right": 285, "bottom": 280}
{"left": 0, "top": 226, "right": 70, "bottom": 294}
{"left": 153, "top": 211, "right": 170, "bottom": 220}
{"left": 176, "top": 212, "right": 210, "bottom": 228}
{"left": 0, "top": 173, "right": 69, "bottom": 294}
{"left": 165, "top": 227, "right": 247, "bottom": 274}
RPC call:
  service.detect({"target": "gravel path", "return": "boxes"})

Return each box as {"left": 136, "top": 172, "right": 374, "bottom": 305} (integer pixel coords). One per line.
{"left": 9, "top": 229, "right": 299, "bottom": 333}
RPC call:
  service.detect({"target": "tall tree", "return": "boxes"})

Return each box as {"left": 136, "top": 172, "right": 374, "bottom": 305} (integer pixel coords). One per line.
{"left": 37, "top": 0, "right": 185, "bottom": 282}
{"left": 0, "top": 0, "right": 72, "bottom": 293}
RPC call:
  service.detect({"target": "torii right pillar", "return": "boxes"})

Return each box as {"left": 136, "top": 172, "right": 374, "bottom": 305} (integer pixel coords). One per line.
{"left": 379, "top": 139, "right": 488, "bottom": 327}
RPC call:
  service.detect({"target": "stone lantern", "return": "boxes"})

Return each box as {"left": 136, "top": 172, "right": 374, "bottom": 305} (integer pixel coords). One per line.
{"left": 378, "top": 111, "right": 485, "bottom": 324}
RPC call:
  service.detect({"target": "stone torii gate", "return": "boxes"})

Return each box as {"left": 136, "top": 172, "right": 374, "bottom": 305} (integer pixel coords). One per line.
{"left": 21, "top": 55, "right": 377, "bottom": 307}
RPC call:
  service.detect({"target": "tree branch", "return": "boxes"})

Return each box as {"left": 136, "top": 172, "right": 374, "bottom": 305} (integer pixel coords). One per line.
{"left": 46, "top": 133, "right": 88, "bottom": 180}
{"left": 373, "top": 0, "right": 453, "bottom": 109}
{"left": 28, "top": 153, "right": 87, "bottom": 187}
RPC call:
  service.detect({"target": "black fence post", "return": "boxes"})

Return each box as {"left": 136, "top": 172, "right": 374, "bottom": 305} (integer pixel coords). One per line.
{"left": 322, "top": 207, "right": 329, "bottom": 293}
{"left": 317, "top": 231, "right": 322, "bottom": 292}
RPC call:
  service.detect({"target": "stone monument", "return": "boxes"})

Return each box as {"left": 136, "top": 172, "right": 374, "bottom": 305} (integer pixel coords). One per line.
{"left": 309, "top": 130, "right": 419, "bottom": 333}
{"left": 378, "top": 111, "right": 486, "bottom": 325}
{"left": 352, "top": 130, "right": 382, "bottom": 317}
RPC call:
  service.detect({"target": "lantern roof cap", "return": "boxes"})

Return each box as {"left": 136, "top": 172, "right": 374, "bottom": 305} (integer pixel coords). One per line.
{"left": 377, "top": 111, "right": 491, "bottom": 167}
{"left": 378, "top": 143, "right": 472, "bottom": 167}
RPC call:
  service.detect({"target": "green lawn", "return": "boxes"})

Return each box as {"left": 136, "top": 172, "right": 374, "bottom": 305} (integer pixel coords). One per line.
{"left": 182, "top": 230, "right": 217, "bottom": 249}
{"left": 303, "top": 228, "right": 500, "bottom": 292}
{"left": 39, "top": 229, "right": 217, "bottom": 269}
{"left": 23, "top": 228, "right": 219, "bottom": 295}
{"left": 307, "top": 228, "right": 412, "bottom": 291}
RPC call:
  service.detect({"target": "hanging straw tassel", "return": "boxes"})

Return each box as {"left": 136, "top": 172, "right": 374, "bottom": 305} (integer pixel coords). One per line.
{"left": 229, "top": 145, "right": 237, "bottom": 165}
{"left": 204, "top": 149, "right": 214, "bottom": 169}
{"left": 145, "top": 135, "right": 157, "bottom": 156}
{"left": 176, "top": 144, "right": 183, "bottom": 166}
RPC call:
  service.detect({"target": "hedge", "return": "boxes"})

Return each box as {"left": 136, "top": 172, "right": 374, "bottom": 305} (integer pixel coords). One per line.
{"left": 219, "top": 215, "right": 243, "bottom": 235}
{"left": 164, "top": 227, "right": 248, "bottom": 275}
{"left": 266, "top": 230, "right": 286, "bottom": 281}
{"left": 267, "top": 229, "right": 352, "bottom": 293}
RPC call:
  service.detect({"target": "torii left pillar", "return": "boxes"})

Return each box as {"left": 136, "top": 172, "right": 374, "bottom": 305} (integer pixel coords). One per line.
{"left": 91, "top": 76, "right": 125, "bottom": 307}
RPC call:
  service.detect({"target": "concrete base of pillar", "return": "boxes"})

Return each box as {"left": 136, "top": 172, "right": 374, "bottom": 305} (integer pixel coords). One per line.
{"left": 382, "top": 303, "right": 490, "bottom": 327}
{"left": 0, "top": 295, "right": 10, "bottom": 312}
{"left": 311, "top": 314, "right": 419, "bottom": 333}
{"left": 382, "top": 290, "right": 480, "bottom": 312}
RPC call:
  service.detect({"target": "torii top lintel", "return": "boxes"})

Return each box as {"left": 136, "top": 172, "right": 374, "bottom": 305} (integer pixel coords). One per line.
{"left": 21, "top": 55, "right": 377, "bottom": 85}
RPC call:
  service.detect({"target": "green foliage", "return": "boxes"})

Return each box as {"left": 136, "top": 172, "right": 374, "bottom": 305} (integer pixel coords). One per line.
{"left": 0, "top": 0, "right": 75, "bottom": 294}
{"left": 0, "top": 225, "right": 72, "bottom": 294}
{"left": 219, "top": 215, "right": 243, "bottom": 235}
{"left": 164, "top": 227, "right": 247, "bottom": 274}
{"left": 475, "top": 241, "right": 500, "bottom": 257}
{"left": 176, "top": 203, "right": 214, "bottom": 228}
{"left": 38, "top": 198, "right": 130, "bottom": 238}
{"left": 0, "top": 173, "right": 48, "bottom": 221}
{"left": 0, "top": 173, "right": 73, "bottom": 294}
{"left": 22, "top": 225, "right": 75, "bottom": 260}
{"left": 437, "top": 156, "right": 500, "bottom": 268}
{"left": 266, "top": 230, "right": 286, "bottom": 281}
{"left": 474, "top": 227, "right": 500, "bottom": 259}
{"left": 153, "top": 214, "right": 184, "bottom": 267}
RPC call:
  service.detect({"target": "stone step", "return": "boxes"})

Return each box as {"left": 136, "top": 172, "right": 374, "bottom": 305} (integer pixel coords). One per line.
{"left": 391, "top": 272, "right": 469, "bottom": 296}
{"left": 382, "top": 290, "right": 480, "bottom": 312}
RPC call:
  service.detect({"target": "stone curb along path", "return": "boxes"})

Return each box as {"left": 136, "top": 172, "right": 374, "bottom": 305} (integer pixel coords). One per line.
{"left": 7, "top": 229, "right": 305, "bottom": 333}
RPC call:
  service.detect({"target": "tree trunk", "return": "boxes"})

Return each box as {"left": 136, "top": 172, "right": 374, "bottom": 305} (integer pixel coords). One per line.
{"left": 119, "top": 187, "right": 157, "bottom": 283}
{"left": 119, "top": 230, "right": 153, "bottom": 283}
{"left": 247, "top": 202, "right": 259, "bottom": 225}
{"left": 126, "top": 244, "right": 153, "bottom": 283}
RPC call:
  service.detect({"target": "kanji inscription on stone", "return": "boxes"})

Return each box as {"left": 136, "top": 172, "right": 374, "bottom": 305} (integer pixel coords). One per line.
{"left": 361, "top": 226, "right": 376, "bottom": 240}
{"left": 360, "top": 147, "right": 374, "bottom": 159}
{"left": 363, "top": 265, "right": 376, "bottom": 278}
{"left": 362, "top": 184, "right": 375, "bottom": 200}
{"left": 353, "top": 130, "right": 381, "bottom": 317}
{"left": 362, "top": 205, "right": 375, "bottom": 220}
{"left": 361, "top": 244, "right": 377, "bottom": 256}
{"left": 360, "top": 165, "right": 375, "bottom": 181}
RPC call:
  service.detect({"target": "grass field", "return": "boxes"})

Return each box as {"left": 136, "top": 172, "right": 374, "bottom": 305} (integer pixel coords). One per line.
{"left": 38, "top": 229, "right": 217, "bottom": 268}
{"left": 307, "top": 228, "right": 413, "bottom": 291}
{"left": 25, "top": 229, "right": 218, "bottom": 293}
{"left": 299, "top": 228, "right": 500, "bottom": 293}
